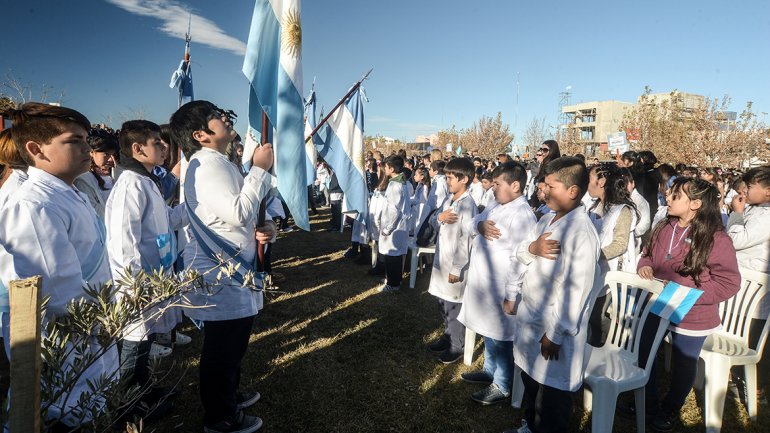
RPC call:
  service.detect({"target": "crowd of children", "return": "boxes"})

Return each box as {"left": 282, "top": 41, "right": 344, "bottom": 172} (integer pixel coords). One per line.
{"left": 340, "top": 144, "right": 769, "bottom": 433}
{"left": 1, "top": 100, "right": 769, "bottom": 433}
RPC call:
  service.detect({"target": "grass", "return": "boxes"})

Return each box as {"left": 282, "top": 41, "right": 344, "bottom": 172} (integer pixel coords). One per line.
{"left": 152, "top": 208, "right": 768, "bottom": 433}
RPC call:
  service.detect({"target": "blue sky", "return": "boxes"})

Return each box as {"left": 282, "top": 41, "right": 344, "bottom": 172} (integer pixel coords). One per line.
{"left": 2, "top": 0, "right": 768, "bottom": 143}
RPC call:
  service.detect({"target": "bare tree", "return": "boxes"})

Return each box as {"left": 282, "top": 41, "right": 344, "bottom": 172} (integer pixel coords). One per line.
{"left": 1, "top": 70, "right": 66, "bottom": 105}
{"left": 522, "top": 117, "right": 548, "bottom": 157}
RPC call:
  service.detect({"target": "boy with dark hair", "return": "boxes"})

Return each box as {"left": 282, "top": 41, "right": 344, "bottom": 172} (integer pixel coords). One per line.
{"left": 106, "top": 119, "right": 189, "bottom": 416}
{"left": 377, "top": 155, "right": 411, "bottom": 292}
{"left": 0, "top": 102, "right": 118, "bottom": 427}
{"left": 507, "top": 156, "right": 600, "bottom": 433}
{"left": 169, "top": 100, "right": 274, "bottom": 433}
{"left": 459, "top": 162, "right": 536, "bottom": 405}
{"left": 427, "top": 159, "right": 448, "bottom": 213}
{"left": 428, "top": 157, "right": 478, "bottom": 363}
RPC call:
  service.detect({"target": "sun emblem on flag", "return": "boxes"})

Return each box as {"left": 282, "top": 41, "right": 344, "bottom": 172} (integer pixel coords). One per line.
{"left": 281, "top": 8, "right": 302, "bottom": 59}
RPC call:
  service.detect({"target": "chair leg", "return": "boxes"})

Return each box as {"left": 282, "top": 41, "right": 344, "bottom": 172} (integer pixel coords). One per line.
{"left": 409, "top": 248, "right": 418, "bottom": 289}
{"left": 744, "top": 364, "right": 758, "bottom": 421}
{"left": 633, "top": 387, "right": 646, "bottom": 433}
{"left": 511, "top": 364, "right": 524, "bottom": 408}
{"left": 371, "top": 241, "right": 378, "bottom": 269}
{"left": 583, "top": 387, "right": 593, "bottom": 412}
{"left": 589, "top": 382, "right": 617, "bottom": 433}
{"left": 703, "top": 355, "right": 730, "bottom": 433}
{"left": 463, "top": 329, "right": 476, "bottom": 366}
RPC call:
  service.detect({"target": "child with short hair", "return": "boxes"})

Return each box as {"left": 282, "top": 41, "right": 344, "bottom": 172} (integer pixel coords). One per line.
{"left": 478, "top": 171, "right": 494, "bottom": 211}
{"left": 170, "top": 100, "right": 274, "bottom": 433}
{"left": 427, "top": 160, "right": 448, "bottom": 212}
{"left": 377, "top": 155, "right": 411, "bottom": 292}
{"left": 105, "top": 120, "right": 188, "bottom": 414}
{"left": 727, "top": 166, "right": 770, "bottom": 401}
{"left": 427, "top": 157, "right": 478, "bottom": 363}
{"left": 508, "top": 157, "right": 600, "bottom": 433}
{"left": 0, "top": 103, "right": 118, "bottom": 428}
{"left": 631, "top": 177, "right": 741, "bottom": 432}
{"left": 459, "top": 162, "right": 536, "bottom": 404}
{"left": 468, "top": 167, "right": 485, "bottom": 207}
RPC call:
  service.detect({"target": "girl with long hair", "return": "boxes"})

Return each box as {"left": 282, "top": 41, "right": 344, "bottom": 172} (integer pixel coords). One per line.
{"left": 410, "top": 166, "right": 431, "bottom": 235}
{"left": 586, "top": 163, "right": 638, "bottom": 346}
{"left": 627, "top": 177, "right": 741, "bottom": 432}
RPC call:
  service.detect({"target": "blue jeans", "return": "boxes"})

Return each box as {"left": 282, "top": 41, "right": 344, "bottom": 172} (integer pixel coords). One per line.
{"left": 483, "top": 336, "right": 513, "bottom": 393}
{"left": 639, "top": 315, "right": 706, "bottom": 413}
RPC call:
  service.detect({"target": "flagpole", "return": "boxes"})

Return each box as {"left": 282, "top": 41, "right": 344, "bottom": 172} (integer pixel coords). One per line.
{"left": 304, "top": 68, "right": 372, "bottom": 143}
{"left": 256, "top": 111, "right": 270, "bottom": 270}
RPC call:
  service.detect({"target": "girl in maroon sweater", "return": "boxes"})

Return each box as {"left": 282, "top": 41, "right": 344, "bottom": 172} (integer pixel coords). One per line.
{"left": 633, "top": 177, "right": 741, "bottom": 432}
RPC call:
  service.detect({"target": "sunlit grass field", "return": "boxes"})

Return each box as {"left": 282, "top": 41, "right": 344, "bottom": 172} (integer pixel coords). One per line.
{"left": 152, "top": 208, "right": 767, "bottom": 433}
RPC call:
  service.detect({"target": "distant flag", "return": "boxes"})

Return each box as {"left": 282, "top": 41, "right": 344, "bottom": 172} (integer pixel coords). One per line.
{"left": 242, "top": 0, "right": 309, "bottom": 231}
{"left": 650, "top": 281, "right": 704, "bottom": 324}
{"left": 304, "top": 87, "right": 319, "bottom": 186}
{"left": 170, "top": 17, "right": 194, "bottom": 107}
{"left": 455, "top": 144, "right": 463, "bottom": 156}
{"left": 316, "top": 86, "right": 368, "bottom": 222}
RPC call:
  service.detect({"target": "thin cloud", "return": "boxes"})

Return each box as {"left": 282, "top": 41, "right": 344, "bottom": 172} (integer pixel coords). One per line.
{"left": 107, "top": 0, "right": 246, "bottom": 55}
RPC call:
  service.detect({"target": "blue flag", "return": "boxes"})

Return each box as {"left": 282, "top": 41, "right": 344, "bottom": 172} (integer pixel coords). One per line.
{"left": 650, "top": 281, "right": 704, "bottom": 325}
{"left": 316, "top": 86, "right": 368, "bottom": 222}
{"left": 169, "top": 59, "right": 193, "bottom": 106}
{"left": 242, "top": 0, "right": 309, "bottom": 231}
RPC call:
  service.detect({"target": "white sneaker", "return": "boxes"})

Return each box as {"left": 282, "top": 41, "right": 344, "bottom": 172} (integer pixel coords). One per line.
{"left": 517, "top": 420, "right": 533, "bottom": 433}
{"left": 150, "top": 342, "right": 172, "bottom": 359}
{"left": 175, "top": 332, "right": 192, "bottom": 346}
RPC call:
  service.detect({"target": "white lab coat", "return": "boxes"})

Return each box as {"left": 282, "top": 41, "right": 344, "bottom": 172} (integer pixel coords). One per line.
{"left": 727, "top": 203, "right": 770, "bottom": 318}
{"left": 427, "top": 190, "right": 478, "bottom": 302}
{"left": 631, "top": 189, "right": 651, "bottom": 240}
{"left": 74, "top": 172, "right": 108, "bottom": 221}
{"left": 181, "top": 148, "right": 272, "bottom": 321}
{"left": 0, "top": 167, "right": 118, "bottom": 425}
{"left": 469, "top": 181, "right": 484, "bottom": 208}
{"left": 367, "top": 190, "right": 386, "bottom": 242}
{"left": 512, "top": 206, "right": 600, "bottom": 392}
{"left": 589, "top": 204, "right": 637, "bottom": 295}
{"left": 378, "top": 177, "right": 411, "bottom": 256}
{"left": 105, "top": 169, "right": 188, "bottom": 341}
{"left": 479, "top": 187, "right": 495, "bottom": 209}
{"left": 0, "top": 168, "right": 27, "bottom": 209}
{"left": 458, "top": 196, "right": 536, "bottom": 341}
{"left": 410, "top": 183, "right": 430, "bottom": 235}
{"left": 427, "top": 174, "right": 448, "bottom": 211}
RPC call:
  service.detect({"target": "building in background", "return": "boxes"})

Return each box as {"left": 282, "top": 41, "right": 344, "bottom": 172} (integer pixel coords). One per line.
{"left": 560, "top": 100, "right": 634, "bottom": 154}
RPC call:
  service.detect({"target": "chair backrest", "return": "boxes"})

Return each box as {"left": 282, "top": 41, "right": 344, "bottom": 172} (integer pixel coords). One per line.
{"left": 718, "top": 268, "right": 770, "bottom": 348}
{"left": 604, "top": 271, "right": 668, "bottom": 374}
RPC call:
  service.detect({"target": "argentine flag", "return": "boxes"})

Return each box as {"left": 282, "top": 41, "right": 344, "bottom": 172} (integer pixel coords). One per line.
{"left": 316, "top": 86, "right": 368, "bottom": 222}
{"left": 650, "top": 281, "right": 704, "bottom": 325}
{"left": 304, "top": 88, "right": 319, "bottom": 186}
{"left": 242, "top": 0, "right": 309, "bottom": 231}
{"left": 169, "top": 59, "right": 193, "bottom": 106}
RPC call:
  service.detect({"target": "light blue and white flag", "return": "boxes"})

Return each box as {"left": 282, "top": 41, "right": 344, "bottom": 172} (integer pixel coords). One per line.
{"left": 169, "top": 58, "right": 193, "bottom": 106}
{"left": 316, "top": 86, "right": 368, "bottom": 222}
{"left": 242, "top": 0, "right": 309, "bottom": 231}
{"left": 304, "top": 88, "right": 319, "bottom": 186}
{"left": 650, "top": 281, "right": 704, "bottom": 325}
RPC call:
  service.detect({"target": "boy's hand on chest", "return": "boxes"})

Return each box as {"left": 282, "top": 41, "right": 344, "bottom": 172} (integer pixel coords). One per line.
{"left": 529, "top": 231, "right": 560, "bottom": 260}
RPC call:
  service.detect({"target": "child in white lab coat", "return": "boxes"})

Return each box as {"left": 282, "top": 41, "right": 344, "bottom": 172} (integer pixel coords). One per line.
{"left": 506, "top": 157, "right": 600, "bottom": 433}
{"left": 0, "top": 103, "right": 118, "bottom": 428}
{"left": 459, "top": 162, "right": 536, "bottom": 405}
{"left": 105, "top": 120, "right": 188, "bottom": 411}
{"left": 377, "top": 155, "right": 411, "bottom": 292}
{"left": 427, "top": 157, "right": 478, "bottom": 364}
{"left": 169, "top": 101, "right": 274, "bottom": 432}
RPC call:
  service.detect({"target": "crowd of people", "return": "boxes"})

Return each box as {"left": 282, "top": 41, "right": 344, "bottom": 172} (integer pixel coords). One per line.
{"left": 0, "top": 100, "right": 769, "bottom": 433}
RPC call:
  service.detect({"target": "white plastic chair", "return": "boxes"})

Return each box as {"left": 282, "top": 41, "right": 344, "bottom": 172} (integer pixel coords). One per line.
{"left": 582, "top": 271, "right": 668, "bottom": 433}
{"left": 408, "top": 238, "right": 435, "bottom": 289}
{"left": 696, "top": 268, "right": 769, "bottom": 433}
